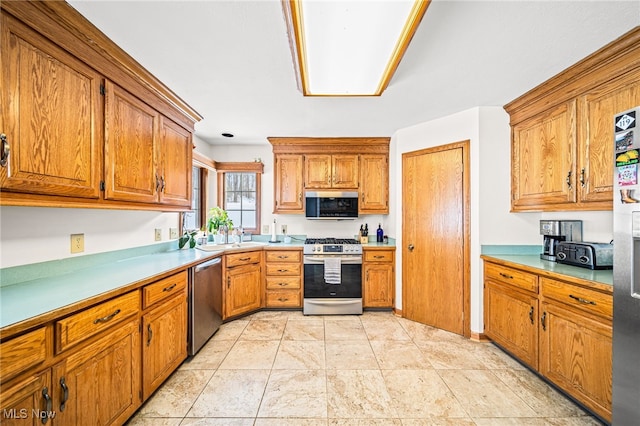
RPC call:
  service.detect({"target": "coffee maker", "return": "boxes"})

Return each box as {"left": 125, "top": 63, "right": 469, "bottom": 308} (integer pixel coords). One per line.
{"left": 540, "top": 220, "right": 583, "bottom": 261}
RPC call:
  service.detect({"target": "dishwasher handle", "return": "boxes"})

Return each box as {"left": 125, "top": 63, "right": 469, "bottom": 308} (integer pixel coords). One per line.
{"left": 195, "top": 257, "right": 222, "bottom": 273}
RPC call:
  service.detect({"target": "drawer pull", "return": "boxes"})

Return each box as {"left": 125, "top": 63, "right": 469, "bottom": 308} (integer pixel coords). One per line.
{"left": 278, "top": 282, "right": 289, "bottom": 287}
{"left": 277, "top": 255, "right": 289, "bottom": 259}
{"left": 541, "top": 311, "right": 547, "bottom": 331}
{"left": 239, "top": 257, "right": 251, "bottom": 261}
{"left": 59, "top": 377, "right": 69, "bottom": 412}
{"left": 278, "top": 297, "right": 289, "bottom": 302}
{"left": 163, "top": 283, "right": 177, "bottom": 292}
{"left": 277, "top": 269, "right": 289, "bottom": 272}
{"left": 499, "top": 272, "right": 514, "bottom": 279}
{"left": 147, "top": 324, "right": 153, "bottom": 346}
{"left": 93, "top": 309, "right": 121, "bottom": 324}
{"left": 41, "top": 387, "right": 52, "bottom": 424}
{"left": 374, "top": 255, "right": 385, "bottom": 259}
{"left": 529, "top": 306, "right": 534, "bottom": 324}
{"left": 569, "top": 294, "right": 596, "bottom": 305}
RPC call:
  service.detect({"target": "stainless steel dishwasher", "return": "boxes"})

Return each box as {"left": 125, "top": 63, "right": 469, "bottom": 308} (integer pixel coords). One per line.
{"left": 188, "top": 256, "right": 222, "bottom": 356}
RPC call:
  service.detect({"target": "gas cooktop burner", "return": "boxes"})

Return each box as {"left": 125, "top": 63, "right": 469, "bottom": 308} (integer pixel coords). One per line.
{"left": 304, "top": 238, "right": 360, "bottom": 245}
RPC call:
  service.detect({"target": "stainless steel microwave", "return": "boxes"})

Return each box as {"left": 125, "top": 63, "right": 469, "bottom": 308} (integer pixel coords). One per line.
{"left": 305, "top": 191, "right": 359, "bottom": 219}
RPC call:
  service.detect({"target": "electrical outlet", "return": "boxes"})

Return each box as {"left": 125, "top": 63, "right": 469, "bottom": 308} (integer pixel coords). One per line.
{"left": 262, "top": 224, "right": 270, "bottom": 234}
{"left": 281, "top": 224, "right": 287, "bottom": 234}
{"left": 70, "top": 233, "right": 84, "bottom": 254}
{"left": 169, "top": 228, "right": 178, "bottom": 239}
{"left": 154, "top": 228, "right": 162, "bottom": 241}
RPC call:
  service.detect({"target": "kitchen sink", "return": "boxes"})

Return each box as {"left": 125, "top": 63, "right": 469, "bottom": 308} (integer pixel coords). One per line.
{"left": 196, "top": 241, "right": 268, "bottom": 252}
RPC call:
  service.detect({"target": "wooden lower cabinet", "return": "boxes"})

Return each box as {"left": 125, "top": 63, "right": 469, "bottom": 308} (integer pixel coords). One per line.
{"left": 224, "top": 251, "right": 263, "bottom": 319}
{"left": 52, "top": 317, "right": 141, "bottom": 425}
{"left": 484, "top": 281, "right": 538, "bottom": 369}
{"left": 483, "top": 259, "right": 612, "bottom": 423}
{"left": 0, "top": 370, "right": 52, "bottom": 426}
{"left": 264, "top": 250, "right": 302, "bottom": 308}
{"left": 142, "top": 292, "right": 187, "bottom": 400}
{"left": 363, "top": 248, "right": 395, "bottom": 308}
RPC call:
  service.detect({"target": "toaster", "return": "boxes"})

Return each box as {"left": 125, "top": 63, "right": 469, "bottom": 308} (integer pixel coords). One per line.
{"left": 556, "top": 242, "right": 613, "bottom": 270}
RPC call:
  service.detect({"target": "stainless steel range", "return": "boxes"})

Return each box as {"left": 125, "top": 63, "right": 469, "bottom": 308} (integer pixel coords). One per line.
{"left": 303, "top": 238, "right": 363, "bottom": 315}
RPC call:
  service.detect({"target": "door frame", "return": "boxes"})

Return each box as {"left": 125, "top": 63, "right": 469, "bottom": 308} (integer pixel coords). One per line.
{"left": 401, "top": 140, "right": 471, "bottom": 338}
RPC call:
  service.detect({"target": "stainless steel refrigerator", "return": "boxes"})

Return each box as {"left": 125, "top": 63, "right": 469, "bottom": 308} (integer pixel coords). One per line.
{"left": 613, "top": 107, "right": 640, "bottom": 423}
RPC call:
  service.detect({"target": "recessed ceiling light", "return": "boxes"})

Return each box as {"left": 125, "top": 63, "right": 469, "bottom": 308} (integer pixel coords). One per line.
{"left": 282, "top": 0, "right": 430, "bottom": 96}
{"left": 221, "top": 133, "right": 234, "bottom": 138}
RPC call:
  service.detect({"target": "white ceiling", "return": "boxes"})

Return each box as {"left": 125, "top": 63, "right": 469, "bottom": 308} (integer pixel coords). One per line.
{"left": 67, "top": 0, "right": 639, "bottom": 146}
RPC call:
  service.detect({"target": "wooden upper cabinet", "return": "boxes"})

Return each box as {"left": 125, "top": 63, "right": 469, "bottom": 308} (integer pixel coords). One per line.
{"left": 505, "top": 27, "right": 640, "bottom": 211}
{"left": 511, "top": 101, "right": 577, "bottom": 209}
{"left": 104, "top": 81, "right": 159, "bottom": 204}
{"left": 304, "top": 154, "right": 358, "bottom": 189}
{"left": 274, "top": 154, "right": 304, "bottom": 213}
{"left": 579, "top": 69, "right": 640, "bottom": 204}
{"left": 0, "top": 13, "right": 102, "bottom": 199}
{"left": 359, "top": 154, "right": 389, "bottom": 214}
{"left": 158, "top": 117, "right": 192, "bottom": 207}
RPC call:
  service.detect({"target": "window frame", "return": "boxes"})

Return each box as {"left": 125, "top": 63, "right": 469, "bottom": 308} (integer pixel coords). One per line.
{"left": 216, "top": 162, "right": 264, "bottom": 234}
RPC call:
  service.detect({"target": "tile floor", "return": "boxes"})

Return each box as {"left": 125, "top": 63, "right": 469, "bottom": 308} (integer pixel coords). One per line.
{"left": 126, "top": 310, "right": 602, "bottom": 426}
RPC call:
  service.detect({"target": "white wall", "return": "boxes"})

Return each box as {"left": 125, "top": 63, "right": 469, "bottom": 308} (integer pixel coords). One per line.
{"left": 0, "top": 207, "right": 179, "bottom": 268}
{"left": 390, "top": 106, "right": 613, "bottom": 334}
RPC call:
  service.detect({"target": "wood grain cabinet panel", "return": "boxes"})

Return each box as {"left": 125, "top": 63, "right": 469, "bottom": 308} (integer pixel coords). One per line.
{"left": 0, "top": 370, "right": 52, "bottom": 426}
{"left": 0, "top": 327, "right": 48, "bottom": 383}
{"left": 304, "top": 154, "right": 358, "bottom": 189}
{"left": 158, "top": 116, "right": 192, "bottom": 207}
{"left": 363, "top": 248, "right": 395, "bottom": 308}
{"left": 359, "top": 154, "right": 389, "bottom": 214}
{"left": 264, "top": 249, "right": 302, "bottom": 308}
{"left": 0, "top": 13, "right": 102, "bottom": 199}
{"left": 273, "top": 154, "right": 304, "bottom": 213}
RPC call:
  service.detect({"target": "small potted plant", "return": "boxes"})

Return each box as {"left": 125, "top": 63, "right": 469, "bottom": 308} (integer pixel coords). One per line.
{"left": 207, "top": 207, "right": 233, "bottom": 243}
{"left": 179, "top": 229, "right": 198, "bottom": 249}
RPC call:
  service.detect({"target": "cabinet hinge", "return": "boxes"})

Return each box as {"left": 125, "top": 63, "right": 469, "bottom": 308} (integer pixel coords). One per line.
{"left": 100, "top": 84, "right": 105, "bottom": 96}
{"left": 100, "top": 181, "right": 105, "bottom": 191}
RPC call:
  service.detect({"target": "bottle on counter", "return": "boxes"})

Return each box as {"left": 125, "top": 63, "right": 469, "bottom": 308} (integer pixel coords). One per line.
{"left": 377, "top": 224, "right": 384, "bottom": 242}
{"left": 364, "top": 224, "right": 368, "bottom": 237}
{"left": 359, "top": 225, "right": 364, "bottom": 240}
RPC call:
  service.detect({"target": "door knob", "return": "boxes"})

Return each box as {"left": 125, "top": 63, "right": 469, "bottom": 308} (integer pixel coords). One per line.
{"left": 408, "top": 244, "right": 414, "bottom": 251}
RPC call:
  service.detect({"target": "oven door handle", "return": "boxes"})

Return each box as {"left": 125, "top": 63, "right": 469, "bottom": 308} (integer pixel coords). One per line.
{"left": 305, "top": 299, "right": 362, "bottom": 306}
{"left": 303, "top": 256, "right": 362, "bottom": 265}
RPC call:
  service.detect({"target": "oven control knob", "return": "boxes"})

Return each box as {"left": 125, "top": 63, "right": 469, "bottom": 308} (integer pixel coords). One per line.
{"left": 579, "top": 255, "right": 590, "bottom": 264}
{"left": 556, "top": 252, "right": 566, "bottom": 261}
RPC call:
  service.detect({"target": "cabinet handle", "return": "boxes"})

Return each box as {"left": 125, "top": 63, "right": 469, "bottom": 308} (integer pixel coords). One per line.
{"left": 529, "top": 306, "right": 534, "bottom": 324}
{"left": 579, "top": 168, "right": 585, "bottom": 187}
{"left": 541, "top": 311, "right": 547, "bottom": 331}
{"left": 499, "top": 272, "right": 514, "bottom": 279}
{"left": 0, "top": 134, "right": 9, "bottom": 167}
{"left": 566, "top": 170, "right": 572, "bottom": 189}
{"left": 277, "top": 269, "right": 288, "bottom": 272}
{"left": 278, "top": 282, "right": 288, "bottom": 287}
{"left": 299, "top": 192, "right": 302, "bottom": 201}
{"left": 278, "top": 297, "right": 289, "bottom": 302}
{"left": 374, "top": 255, "right": 384, "bottom": 259}
{"left": 41, "top": 387, "right": 52, "bottom": 424}
{"left": 239, "top": 257, "right": 251, "bottom": 261}
{"left": 155, "top": 174, "right": 161, "bottom": 191}
{"left": 59, "top": 377, "right": 69, "bottom": 412}
{"left": 227, "top": 276, "right": 231, "bottom": 288}
{"left": 277, "top": 255, "right": 289, "bottom": 259}
{"left": 147, "top": 324, "right": 153, "bottom": 346}
{"left": 163, "top": 283, "right": 177, "bottom": 292}
{"left": 160, "top": 176, "right": 166, "bottom": 192}
{"left": 93, "top": 308, "right": 121, "bottom": 324}
{"left": 569, "top": 294, "right": 596, "bottom": 305}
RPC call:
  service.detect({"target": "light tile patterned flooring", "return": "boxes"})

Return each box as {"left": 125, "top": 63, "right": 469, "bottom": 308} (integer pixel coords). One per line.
{"left": 126, "top": 311, "right": 602, "bottom": 425}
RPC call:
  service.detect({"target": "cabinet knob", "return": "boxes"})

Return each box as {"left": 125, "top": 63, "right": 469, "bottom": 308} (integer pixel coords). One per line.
{"left": 0, "top": 134, "right": 9, "bottom": 167}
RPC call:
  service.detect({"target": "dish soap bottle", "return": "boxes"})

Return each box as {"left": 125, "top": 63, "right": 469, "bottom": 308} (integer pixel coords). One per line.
{"left": 377, "top": 224, "right": 384, "bottom": 242}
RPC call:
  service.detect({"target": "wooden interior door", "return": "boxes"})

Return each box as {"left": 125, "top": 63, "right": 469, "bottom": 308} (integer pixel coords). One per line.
{"left": 402, "top": 141, "right": 469, "bottom": 336}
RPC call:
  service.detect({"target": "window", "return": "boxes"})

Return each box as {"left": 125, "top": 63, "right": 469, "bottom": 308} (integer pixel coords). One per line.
{"left": 216, "top": 162, "right": 264, "bottom": 234}
{"left": 183, "top": 165, "right": 207, "bottom": 231}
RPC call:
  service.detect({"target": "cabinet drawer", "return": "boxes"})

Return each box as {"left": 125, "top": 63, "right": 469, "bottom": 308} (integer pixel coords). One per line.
{"left": 142, "top": 271, "right": 187, "bottom": 309}
{"left": 265, "top": 290, "right": 301, "bottom": 308}
{"left": 484, "top": 262, "right": 538, "bottom": 293}
{"left": 364, "top": 250, "right": 394, "bottom": 262}
{"left": 266, "top": 276, "right": 301, "bottom": 290}
{"left": 265, "top": 262, "right": 301, "bottom": 276}
{"left": 0, "top": 327, "right": 48, "bottom": 383}
{"left": 265, "top": 250, "right": 301, "bottom": 263}
{"left": 56, "top": 290, "right": 140, "bottom": 353}
{"left": 226, "top": 251, "right": 261, "bottom": 268}
{"left": 541, "top": 278, "right": 612, "bottom": 319}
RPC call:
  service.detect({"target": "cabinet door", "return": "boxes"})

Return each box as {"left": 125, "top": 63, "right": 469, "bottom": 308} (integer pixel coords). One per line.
{"left": 142, "top": 294, "right": 187, "bottom": 400}
{"left": 580, "top": 69, "right": 640, "bottom": 204}
{"left": 274, "top": 154, "right": 304, "bottom": 213}
{"left": 332, "top": 155, "right": 359, "bottom": 188}
{"left": 359, "top": 154, "right": 389, "bottom": 213}
{"left": 52, "top": 318, "right": 141, "bottom": 426}
{"left": 0, "top": 14, "right": 102, "bottom": 199}
{"left": 512, "top": 101, "right": 577, "bottom": 210}
{"left": 225, "top": 264, "right": 262, "bottom": 318}
{"left": 484, "top": 281, "right": 538, "bottom": 369}
{"left": 104, "top": 81, "right": 159, "bottom": 203}
{"left": 0, "top": 370, "right": 53, "bottom": 426}
{"left": 304, "top": 154, "right": 332, "bottom": 188}
{"left": 158, "top": 116, "right": 192, "bottom": 206}
{"left": 363, "top": 263, "right": 394, "bottom": 308}
{"left": 539, "top": 302, "right": 612, "bottom": 422}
